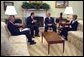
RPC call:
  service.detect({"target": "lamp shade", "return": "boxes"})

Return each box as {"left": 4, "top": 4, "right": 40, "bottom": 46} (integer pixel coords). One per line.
{"left": 5, "top": 6, "right": 17, "bottom": 15}
{"left": 64, "top": 7, "right": 73, "bottom": 15}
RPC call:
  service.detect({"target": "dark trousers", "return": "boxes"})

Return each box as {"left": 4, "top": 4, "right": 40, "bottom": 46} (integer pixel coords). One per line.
{"left": 12, "top": 30, "right": 33, "bottom": 42}
{"left": 20, "top": 30, "right": 33, "bottom": 42}
{"left": 29, "top": 25, "right": 39, "bottom": 36}
{"left": 45, "top": 25, "right": 56, "bottom": 32}
{"left": 60, "top": 27, "right": 73, "bottom": 40}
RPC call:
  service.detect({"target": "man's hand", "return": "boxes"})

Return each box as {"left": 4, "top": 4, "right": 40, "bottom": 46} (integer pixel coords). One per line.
{"left": 48, "top": 24, "right": 52, "bottom": 26}
{"left": 14, "top": 23, "right": 23, "bottom": 28}
{"left": 66, "top": 22, "right": 70, "bottom": 24}
{"left": 32, "top": 20, "right": 37, "bottom": 23}
{"left": 70, "top": 25, "right": 72, "bottom": 28}
{"left": 59, "top": 25, "right": 63, "bottom": 28}
{"left": 19, "top": 27, "right": 23, "bottom": 30}
{"left": 19, "top": 24, "right": 23, "bottom": 26}
{"left": 65, "top": 25, "right": 69, "bottom": 27}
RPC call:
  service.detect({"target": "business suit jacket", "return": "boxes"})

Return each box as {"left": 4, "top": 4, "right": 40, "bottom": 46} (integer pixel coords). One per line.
{"left": 45, "top": 17, "right": 55, "bottom": 26}
{"left": 7, "top": 21, "right": 21, "bottom": 35}
{"left": 60, "top": 19, "right": 78, "bottom": 40}
{"left": 26, "top": 16, "right": 38, "bottom": 28}
{"left": 70, "top": 20, "right": 78, "bottom": 31}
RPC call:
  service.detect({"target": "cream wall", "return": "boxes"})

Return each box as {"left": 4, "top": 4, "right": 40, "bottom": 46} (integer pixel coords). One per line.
{"left": 1, "top": 1, "right": 83, "bottom": 21}
{"left": 43, "top": 1, "right": 65, "bottom": 17}
{"left": 1, "top": 1, "right": 24, "bottom": 20}
{"left": 69, "top": 1, "right": 83, "bottom": 19}
{"left": 43, "top": 1, "right": 83, "bottom": 19}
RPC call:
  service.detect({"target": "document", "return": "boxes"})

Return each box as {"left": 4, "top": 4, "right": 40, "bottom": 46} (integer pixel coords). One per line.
{"left": 20, "top": 28, "right": 30, "bottom": 32}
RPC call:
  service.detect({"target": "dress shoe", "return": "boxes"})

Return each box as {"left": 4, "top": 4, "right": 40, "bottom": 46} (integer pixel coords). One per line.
{"left": 31, "top": 36, "right": 35, "bottom": 38}
{"left": 35, "top": 34, "right": 40, "bottom": 37}
{"left": 54, "top": 31, "right": 57, "bottom": 32}
{"left": 65, "top": 37, "right": 68, "bottom": 41}
{"left": 30, "top": 41, "right": 36, "bottom": 45}
{"left": 28, "top": 40, "right": 34, "bottom": 42}
{"left": 44, "top": 31, "right": 47, "bottom": 32}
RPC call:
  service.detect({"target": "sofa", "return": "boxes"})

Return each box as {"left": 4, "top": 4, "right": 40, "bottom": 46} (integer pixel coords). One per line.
{"left": 68, "top": 20, "right": 83, "bottom": 54}
{"left": 1, "top": 22, "right": 30, "bottom": 56}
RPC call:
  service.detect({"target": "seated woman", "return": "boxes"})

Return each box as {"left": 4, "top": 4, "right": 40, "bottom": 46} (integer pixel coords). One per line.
{"left": 7, "top": 15, "right": 36, "bottom": 45}
{"left": 44, "top": 13, "right": 57, "bottom": 32}
{"left": 59, "top": 15, "right": 78, "bottom": 40}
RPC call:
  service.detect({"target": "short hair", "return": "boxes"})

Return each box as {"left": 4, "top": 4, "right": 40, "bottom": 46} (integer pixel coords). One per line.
{"left": 73, "top": 15, "right": 78, "bottom": 19}
{"left": 31, "top": 12, "right": 34, "bottom": 16}
{"left": 60, "top": 12, "right": 63, "bottom": 16}
{"left": 47, "top": 12, "right": 51, "bottom": 16}
{"left": 8, "top": 15, "right": 15, "bottom": 20}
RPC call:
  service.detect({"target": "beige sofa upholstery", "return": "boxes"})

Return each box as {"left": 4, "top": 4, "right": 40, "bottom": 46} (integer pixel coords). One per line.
{"left": 1, "top": 22, "right": 30, "bottom": 56}
{"left": 68, "top": 31, "right": 83, "bottom": 52}
{"left": 77, "top": 20, "right": 83, "bottom": 31}
{"left": 68, "top": 20, "right": 83, "bottom": 53}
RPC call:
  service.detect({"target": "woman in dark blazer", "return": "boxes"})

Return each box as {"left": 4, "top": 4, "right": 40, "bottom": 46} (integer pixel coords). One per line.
{"left": 60, "top": 15, "right": 78, "bottom": 40}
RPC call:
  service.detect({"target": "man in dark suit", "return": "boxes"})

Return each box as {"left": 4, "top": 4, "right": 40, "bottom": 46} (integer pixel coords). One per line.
{"left": 7, "top": 15, "right": 36, "bottom": 45}
{"left": 44, "top": 13, "right": 56, "bottom": 32}
{"left": 60, "top": 15, "right": 78, "bottom": 40}
{"left": 26, "top": 12, "right": 39, "bottom": 38}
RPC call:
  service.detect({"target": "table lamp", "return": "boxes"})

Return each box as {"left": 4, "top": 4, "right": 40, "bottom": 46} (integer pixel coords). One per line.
{"left": 64, "top": 7, "right": 73, "bottom": 20}
{"left": 5, "top": 6, "right": 17, "bottom": 15}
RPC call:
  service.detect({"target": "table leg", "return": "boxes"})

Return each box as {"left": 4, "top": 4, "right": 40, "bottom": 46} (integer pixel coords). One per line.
{"left": 63, "top": 41, "right": 65, "bottom": 53}
{"left": 42, "top": 33, "right": 43, "bottom": 43}
{"left": 48, "top": 44, "right": 50, "bottom": 54}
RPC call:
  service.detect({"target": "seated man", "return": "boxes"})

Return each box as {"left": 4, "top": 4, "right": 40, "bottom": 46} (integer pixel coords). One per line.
{"left": 26, "top": 12, "right": 39, "bottom": 38}
{"left": 56, "top": 12, "right": 64, "bottom": 23}
{"left": 7, "top": 15, "right": 36, "bottom": 45}
{"left": 56, "top": 12, "right": 68, "bottom": 27}
{"left": 56, "top": 12, "right": 67, "bottom": 23}
{"left": 60, "top": 15, "right": 78, "bottom": 40}
{"left": 44, "top": 13, "right": 56, "bottom": 32}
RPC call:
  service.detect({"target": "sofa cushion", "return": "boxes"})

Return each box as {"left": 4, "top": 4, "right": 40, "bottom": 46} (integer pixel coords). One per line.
{"left": 1, "top": 38, "right": 30, "bottom": 56}
{"left": 68, "top": 31, "right": 83, "bottom": 52}
{"left": 1, "top": 22, "right": 10, "bottom": 38}
{"left": 9, "top": 43, "right": 30, "bottom": 56}
{"left": 9, "top": 35, "right": 27, "bottom": 44}
{"left": 68, "top": 31, "right": 83, "bottom": 41}
{"left": 77, "top": 20, "right": 83, "bottom": 31}
{"left": 1, "top": 36, "right": 13, "bottom": 56}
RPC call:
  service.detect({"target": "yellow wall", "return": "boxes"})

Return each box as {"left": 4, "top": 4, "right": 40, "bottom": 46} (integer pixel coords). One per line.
{"left": 1, "top": 1, "right": 83, "bottom": 21}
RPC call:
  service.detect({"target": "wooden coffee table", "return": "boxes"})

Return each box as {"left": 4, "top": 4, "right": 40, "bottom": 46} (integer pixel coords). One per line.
{"left": 41, "top": 32, "right": 65, "bottom": 54}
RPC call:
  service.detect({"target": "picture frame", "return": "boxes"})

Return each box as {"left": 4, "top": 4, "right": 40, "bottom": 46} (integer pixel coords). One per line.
{"left": 3, "top": 2, "right": 14, "bottom": 11}
{"left": 29, "top": 1, "right": 42, "bottom": 3}
{"left": 55, "top": 1, "right": 68, "bottom": 8}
